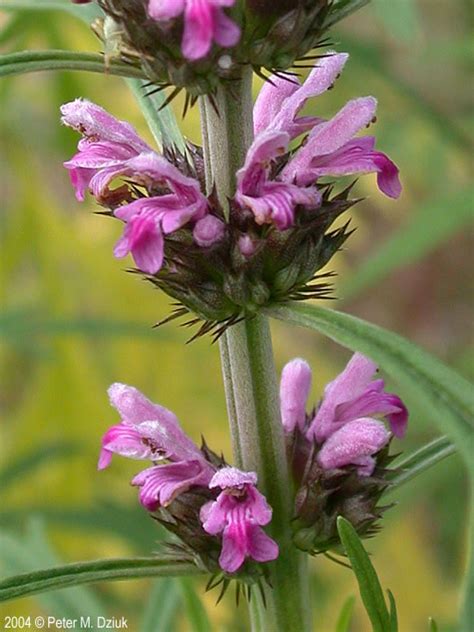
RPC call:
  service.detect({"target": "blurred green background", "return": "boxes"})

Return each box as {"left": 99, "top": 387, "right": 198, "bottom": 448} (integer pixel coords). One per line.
{"left": 0, "top": 0, "right": 472, "bottom": 630}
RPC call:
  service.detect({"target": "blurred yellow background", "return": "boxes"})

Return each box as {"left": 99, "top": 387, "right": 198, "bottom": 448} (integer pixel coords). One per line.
{"left": 0, "top": 1, "right": 472, "bottom": 630}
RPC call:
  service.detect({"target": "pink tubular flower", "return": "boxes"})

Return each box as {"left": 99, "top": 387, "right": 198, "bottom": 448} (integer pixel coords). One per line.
{"left": 147, "top": 0, "right": 240, "bottom": 61}
{"left": 253, "top": 53, "right": 349, "bottom": 139}
{"left": 281, "top": 97, "right": 402, "bottom": 198}
{"left": 112, "top": 153, "right": 208, "bottom": 274}
{"left": 235, "top": 130, "right": 320, "bottom": 230}
{"left": 279, "top": 358, "right": 312, "bottom": 432}
{"left": 280, "top": 353, "right": 408, "bottom": 477}
{"left": 99, "top": 383, "right": 214, "bottom": 508}
{"left": 61, "top": 99, "right": 152, "bottom": 202}
{"left": 200, "top": 467, "right": 279, "bottom": 573}
{"left": 62, "top": 102, "right": 210, "bottom": 274}
{"left": 307, "top": 352, "right": 408, "bottom": 442}
{"left": 237, "top": 52, "right": 401, "bottom": 229}
{"left": 317, "top": 418, "right": 391, "bottom": 476}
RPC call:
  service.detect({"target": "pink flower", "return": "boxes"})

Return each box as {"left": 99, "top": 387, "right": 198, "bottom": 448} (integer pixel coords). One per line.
{"left": 147, "top": 0, "right": 240, "bottom": 61}
{"left": 281, "top": 98, "right": 402, "bottom": 198}
{"left": 317, "top": 418, "right": 390, "bottom": 476}
{"left": 61, "top": 99, "right": 151, "bottom": 202}
{"left": 112, "top": 153, "right": 208, "bottom": 274}
{"left": 253, "top": 53, "right": 348, "bottom": 139}
{"left": 200, "top": 467, "right": 279, "bottom": 573}
{"left": 99, "top": 383, "right": 214, "bottom": 508}
{"left": 307, "top": 353, "right": 408, "bottom": 442}
{"left": 279, "top": 358, "right": 312, "bottom": 432}
{"left": 235, "top": 130, "right": 320, "bottom": 230}
{"left": 280, "top": 353, "right": 408, "bottom": 477}
{"left": 62, "top": 101, "right": 210, "bottom": 275}
{"left": 236, "top": 53, "right": 401, "bottom": 229}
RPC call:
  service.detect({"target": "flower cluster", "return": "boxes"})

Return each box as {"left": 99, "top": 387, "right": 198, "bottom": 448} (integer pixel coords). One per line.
{"left": 279, "top": 352, "right": 408, "bottom": 553}
{"left": 99, "top": 383, "right": 278, "bottom": 574}
{"left": 237, "top": 52, "right": 400, "bottom": 233}
{"left": 147, "top": 0, "right": 240, "bottom": 62}
{"left": 62, "top": 53, "right": 400, "bottom": 337}
{"left": 83, "top": 0, "right": 351, "bottom": 96}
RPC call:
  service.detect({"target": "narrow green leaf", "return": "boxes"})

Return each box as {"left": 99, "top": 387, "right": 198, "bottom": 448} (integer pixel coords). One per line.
{"left": 335, "top": 595, "right": 356, "bottom": 632}
{"left": 341, "top": 186, "right": 474, "bottom": 299}
{"left": 127, "top": 79, "right": 186, "bottom": 152}
{"left": 180, "top": 577, "right": 213, "bottom": 632}
{"left": 337, "top": 517, "right": 391, "bottom": 632}
{"left": 267, "top": 304, "right": 474, "bottom": 466}
{"left": 385, "top": 436, "right": 456, "bottom": 493}
{"left": 140, "top": 579, "right": 181, "bottom": 632}
{"left": 0, "top": 50, "right": 146, "bottom": 79}
{"left": 387, "top": 590, "right": 398, "bottom": 632}
{"left": 0, "top": 558, "right": 205, "bottom": 602}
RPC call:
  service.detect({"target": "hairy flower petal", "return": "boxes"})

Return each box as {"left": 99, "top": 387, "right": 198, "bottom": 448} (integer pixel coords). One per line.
{"left": 148, "top": 0, "right": 239, "bottom": 61}
{"left": 107, "top": 383, "right": 205, "bottom": 462}
{"left": 61, "top": 99, "right": 150, "bottom": 153}
{"left": 260, "top": 53, "right": 349, "bottom": 139}
{"left": 132, "top": 460, "right": 211, "bottom": 508}
{"left": 317, "top": 418, "right": 390, "bottom": 476}
{"left": 280, "top": 358, "right": 312, "bottom": 432}
{"left": 200, "top": 466, "right": 278, "bottom": 573}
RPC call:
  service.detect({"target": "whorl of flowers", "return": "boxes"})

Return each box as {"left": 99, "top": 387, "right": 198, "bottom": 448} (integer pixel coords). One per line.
{"left": 77, "top": 0, "right": 360, "bottom": 97}
{"left": 61, "top": 53, "right": 401, "bottom": 339}
{"left": 99, "top": 383, "right": 278, "bottom": 575}
{"left": 279, "top": 353, "right": 408, "bottom": 553}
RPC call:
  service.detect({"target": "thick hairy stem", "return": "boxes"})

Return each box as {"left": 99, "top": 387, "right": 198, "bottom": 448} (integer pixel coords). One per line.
{"left": 200, "top": 72, "right": 311, "bottom": 632}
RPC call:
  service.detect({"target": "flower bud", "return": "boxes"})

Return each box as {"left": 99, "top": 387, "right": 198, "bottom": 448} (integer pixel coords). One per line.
{"left": 193, "top": 215, "right": 226, "bottom": 248}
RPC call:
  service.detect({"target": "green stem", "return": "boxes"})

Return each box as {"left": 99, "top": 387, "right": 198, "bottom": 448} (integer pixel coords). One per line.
{"left": 200, "top": 73, "right": 311, "bottom": 632}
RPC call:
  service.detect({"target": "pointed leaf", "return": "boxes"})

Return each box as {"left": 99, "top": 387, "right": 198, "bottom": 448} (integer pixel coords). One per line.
{"left": 337, "top": 516, "right": 391, "bottom": 632}
{"left": 385, "top": 436, "right": 456, "bottom": 493}
{"left": 387, "top": 589, "right": 398, "bottom": 632}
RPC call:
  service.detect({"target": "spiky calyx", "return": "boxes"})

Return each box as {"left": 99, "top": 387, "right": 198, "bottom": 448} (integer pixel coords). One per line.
{"left": 93, "top": 1, "right": 351, "bottom": 98}
{"left": 290, "top": 435, "right": 396, "bottom": 555}
{"left": 146, "top": 150, "right": 356, "bottom": 340}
